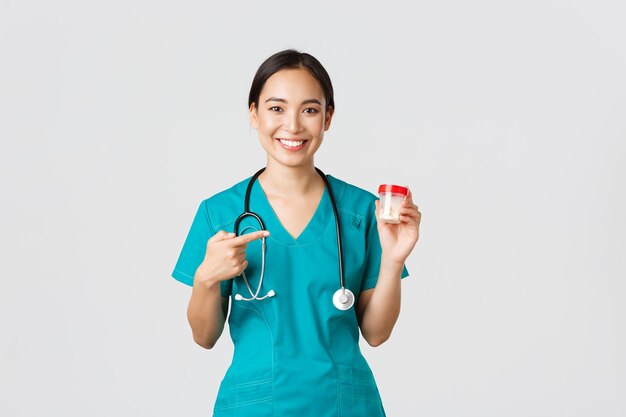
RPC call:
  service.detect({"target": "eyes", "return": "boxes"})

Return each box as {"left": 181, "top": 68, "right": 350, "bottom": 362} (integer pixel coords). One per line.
{"left": 268, "top": 106, "right": 319, "bottom": 114}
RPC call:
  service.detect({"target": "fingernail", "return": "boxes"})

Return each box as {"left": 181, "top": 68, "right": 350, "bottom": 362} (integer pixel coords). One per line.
{"left": 263, "top": 231, "right": 270, "bottom": 237}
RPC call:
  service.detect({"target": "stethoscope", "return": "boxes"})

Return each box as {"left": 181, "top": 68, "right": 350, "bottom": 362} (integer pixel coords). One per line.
{"left": 233, "top": 167, "right": 355, "bottom": 311}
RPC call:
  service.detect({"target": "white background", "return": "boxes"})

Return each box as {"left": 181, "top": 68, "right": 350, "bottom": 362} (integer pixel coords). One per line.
{"left": 1, "top": 1, "right": 625, "bottom": 416}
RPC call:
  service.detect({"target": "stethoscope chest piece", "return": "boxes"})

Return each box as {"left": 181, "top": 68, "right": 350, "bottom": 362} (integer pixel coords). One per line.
{"left": 332, "top": 288, "right": 355, "bottom": 310}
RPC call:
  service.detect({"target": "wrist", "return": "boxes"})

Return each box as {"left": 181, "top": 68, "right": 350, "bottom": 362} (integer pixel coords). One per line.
{"left": 381, "top": 251, "right": 405, "bottom": 267}
{"left": 194, "top": 265, "right": 220, "bottom": 291}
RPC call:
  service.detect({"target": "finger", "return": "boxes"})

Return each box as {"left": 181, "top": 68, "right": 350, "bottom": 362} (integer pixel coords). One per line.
{"left": 234, "top": 259, "right": 248, "bottom": 276}
{"left": 400, "top": 207, "right": 422, "bottom": 219}
{"left": 229, "top": 246, "right": 246, "bottom": 258}
{"left": 403, "top": 188, "right": 414, "bottom": 205}
{"left": 230, "top": 230, "right": 270, "bottom": 246}
{"left": 402, "top": 199, "right": 419, "bottom": 211}
{"left": 399, "top": 213, "right": 420, "bottom": 223}
{"left": 236, "top": 251, "right": 247, "bottom": 264}
{"left": 404, "top": 211, "right": 422, "bottom": 221}
{"left": 403, "top": 187, "right": 412, "bottom": 202}
{"left": 401, "top": 205, "right": 420, "bottom": 213}
{"left": 208, "top": 230, "right": 234, "bottom": 244}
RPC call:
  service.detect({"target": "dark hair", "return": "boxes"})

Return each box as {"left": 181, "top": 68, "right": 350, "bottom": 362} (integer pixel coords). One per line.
{"left": 248, "top": 49, "right": 335, "bottom": 113}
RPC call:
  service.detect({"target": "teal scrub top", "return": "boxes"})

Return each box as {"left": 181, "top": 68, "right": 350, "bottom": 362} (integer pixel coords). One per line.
{"left": 172, "top": 173, "right": 410, "bottom": 417}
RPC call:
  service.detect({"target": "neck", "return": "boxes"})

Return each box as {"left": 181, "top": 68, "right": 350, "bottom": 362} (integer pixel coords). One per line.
{"left": 258, "top": 159, "right": 322, "bottom": 197}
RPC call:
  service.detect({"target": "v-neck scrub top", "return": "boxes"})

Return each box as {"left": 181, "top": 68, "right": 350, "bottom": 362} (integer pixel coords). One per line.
{"left": 172, "top": 174, "right": 410, "bottom": 417}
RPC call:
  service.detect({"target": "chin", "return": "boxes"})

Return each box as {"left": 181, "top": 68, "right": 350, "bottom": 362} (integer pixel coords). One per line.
{"left": 269, "top": 155, "right": 314, "bottom": 169}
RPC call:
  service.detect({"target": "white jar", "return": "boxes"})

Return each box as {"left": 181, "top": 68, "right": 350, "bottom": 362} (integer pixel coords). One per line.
{"left": 378, "top": 184, "right": 409, "bottom": 224}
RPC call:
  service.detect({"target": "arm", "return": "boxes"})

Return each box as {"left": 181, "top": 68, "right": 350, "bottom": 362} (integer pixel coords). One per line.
{"left": 187, "top": 273, "right": 229, "bottom": 349}
{"left": 185, "top": 229, "right": 268, "bottom": 349}
{"left": 357, "top": 190, "right": 421, "bottom": 347}
{"left": 356, "top": 254, "right": 404, "bottom": 347}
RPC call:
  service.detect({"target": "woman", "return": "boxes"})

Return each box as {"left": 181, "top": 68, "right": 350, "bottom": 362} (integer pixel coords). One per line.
{"left": 172, "top": 49, "right": 421, "bottom": 417}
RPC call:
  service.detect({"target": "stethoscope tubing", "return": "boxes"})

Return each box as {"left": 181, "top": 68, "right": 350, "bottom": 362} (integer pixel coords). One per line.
{"left": 233, "top": 167, "right": 352, "bottom": 309}
{"left": 315, "top": 167, "right": 345, "bottom": 290}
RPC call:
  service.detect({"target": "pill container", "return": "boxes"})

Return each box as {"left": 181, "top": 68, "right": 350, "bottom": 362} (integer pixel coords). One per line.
{"left": 378, "top": 184, "right": 409, "bottom": 224}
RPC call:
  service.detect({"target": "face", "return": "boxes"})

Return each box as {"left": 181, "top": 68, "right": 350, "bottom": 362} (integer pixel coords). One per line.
{"left": 250, "top": 67, "right": 333, "bottom": 169}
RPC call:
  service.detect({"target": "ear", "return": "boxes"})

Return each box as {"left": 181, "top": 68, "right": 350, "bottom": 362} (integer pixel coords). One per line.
{"left": 249, "top": 103, "right": 259, "bottom": 129}
{"left": 323, "top": 106, "right": 334, "bottom": 131}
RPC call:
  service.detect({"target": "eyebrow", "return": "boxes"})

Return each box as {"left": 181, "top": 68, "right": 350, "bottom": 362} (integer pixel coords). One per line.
{"left": 264, "top": 97, "right": 322, "bottom": 105}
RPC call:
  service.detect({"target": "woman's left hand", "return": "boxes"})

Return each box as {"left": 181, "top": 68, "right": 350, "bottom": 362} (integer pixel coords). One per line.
{"left": 374, "top": 188, "right": 421, "bottom": 264}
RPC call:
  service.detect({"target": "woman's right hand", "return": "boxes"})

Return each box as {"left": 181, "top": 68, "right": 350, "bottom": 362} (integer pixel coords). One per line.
{"left": 194, "top": 230, "right": 270, "bottom": 289}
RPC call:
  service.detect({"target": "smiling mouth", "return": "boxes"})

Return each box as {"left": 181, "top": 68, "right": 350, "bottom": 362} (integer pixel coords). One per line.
{"left": 276, "top": 138, "right": 308, "bottom": 148}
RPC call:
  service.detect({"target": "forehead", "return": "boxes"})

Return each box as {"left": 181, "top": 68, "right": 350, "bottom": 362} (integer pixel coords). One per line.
{"left": 260, "top": 68, "right": 325, "bottom": 102}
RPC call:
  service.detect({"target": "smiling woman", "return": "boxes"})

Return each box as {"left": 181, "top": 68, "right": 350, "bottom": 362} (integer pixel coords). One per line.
{"left": 250, "top": 65, "right": 333, "bottom": 168}
{"left": 171, "top": 49, "right": 420, "bottom": 417}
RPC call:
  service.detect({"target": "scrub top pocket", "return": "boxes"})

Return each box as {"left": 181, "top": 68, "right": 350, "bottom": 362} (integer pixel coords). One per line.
{"left": 213, "top": 377, "right": 274, "bottom": 417}
{"left": 337, "top": 364, "right": 386, "bottom": 417}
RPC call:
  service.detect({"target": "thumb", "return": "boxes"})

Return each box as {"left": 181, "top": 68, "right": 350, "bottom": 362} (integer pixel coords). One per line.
{"left": 208, "top": 230, "right": 235, "bottom": 243}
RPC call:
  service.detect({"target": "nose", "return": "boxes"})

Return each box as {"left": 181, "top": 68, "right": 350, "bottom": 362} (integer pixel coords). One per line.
{"left": 285, "top": 110, "right": 303, "bottom": 133}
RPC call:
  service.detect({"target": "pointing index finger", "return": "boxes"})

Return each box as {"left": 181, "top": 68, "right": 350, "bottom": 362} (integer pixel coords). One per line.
{"left": 230, "top": 230, "right": 270, "bottom": 246}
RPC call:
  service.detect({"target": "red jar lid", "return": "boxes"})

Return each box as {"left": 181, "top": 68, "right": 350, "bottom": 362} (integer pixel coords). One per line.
{"left": 378, "top": 184, "right": 409, "bottom": 196}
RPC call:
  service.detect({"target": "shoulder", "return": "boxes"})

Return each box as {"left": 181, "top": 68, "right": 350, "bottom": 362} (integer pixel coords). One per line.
{"left": 202, "top": 176, "right": 250, "bottom": 206}
{"left": 197, "top": 176, "right": 252, "bottom": 232}
{"left": 326, "top": 174, "right": 378, "bottom": 219}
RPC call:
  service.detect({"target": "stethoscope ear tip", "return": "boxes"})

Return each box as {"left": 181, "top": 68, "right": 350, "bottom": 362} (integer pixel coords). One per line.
{"left": 235, "top": 294, "right": 243, "bottom": 301}
{"left": 267, "top": 290, "right": 276, "bottom": 297}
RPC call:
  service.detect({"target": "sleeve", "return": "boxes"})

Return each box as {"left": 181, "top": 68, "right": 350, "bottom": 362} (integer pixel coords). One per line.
{"left": 171, "top": 200, "right": 233, "bottom": 297}
{"left": 360, "top": 197, "right": 410, "bottom": 291}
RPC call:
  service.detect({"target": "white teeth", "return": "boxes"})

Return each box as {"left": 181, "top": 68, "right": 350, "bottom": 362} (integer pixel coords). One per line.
{"left": 279, "top": 139, "right": 304, "bottom": 147}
